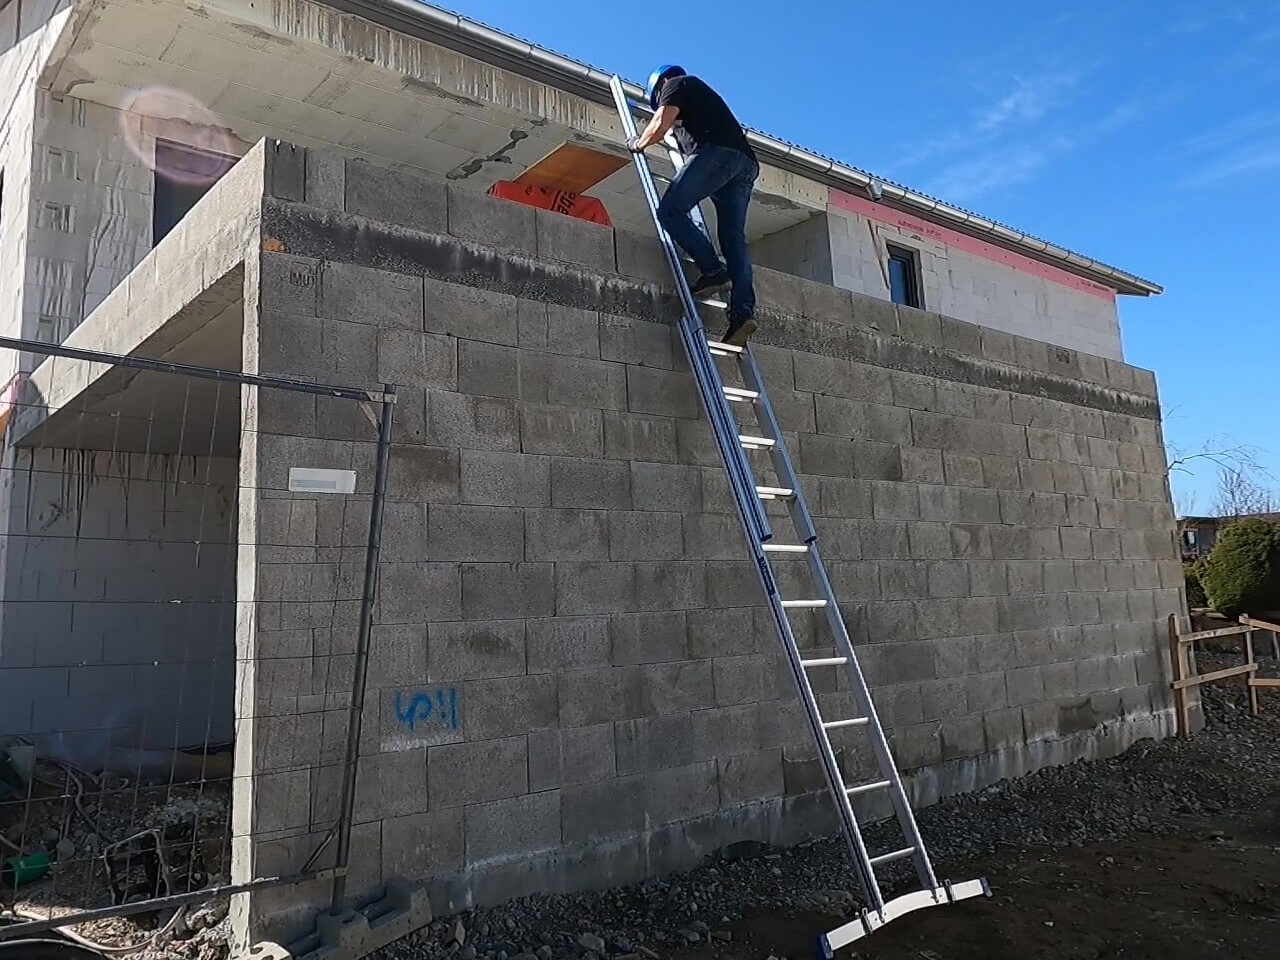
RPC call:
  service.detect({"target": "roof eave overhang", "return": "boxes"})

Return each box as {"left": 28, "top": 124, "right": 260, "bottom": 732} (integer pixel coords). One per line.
{"left": 316, "top": 0, "right": 1163, "bottom": 297}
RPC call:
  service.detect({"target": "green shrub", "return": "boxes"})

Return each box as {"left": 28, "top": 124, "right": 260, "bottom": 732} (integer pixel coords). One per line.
{"left": 1199, "top": 518, "right": 1280, "bottom": 617}
{"left": 1183, "top": 561, "right": 1207, "bottom": 609}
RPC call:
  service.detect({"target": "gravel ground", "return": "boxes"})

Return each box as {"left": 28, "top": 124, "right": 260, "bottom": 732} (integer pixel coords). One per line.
{"left": 374, "top": 656, "right": 1280, "bottom": 960}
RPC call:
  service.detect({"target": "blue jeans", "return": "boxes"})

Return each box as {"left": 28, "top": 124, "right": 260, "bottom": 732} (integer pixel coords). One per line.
{"left": 656, "top": 146, "right": 759, "bottom": 319}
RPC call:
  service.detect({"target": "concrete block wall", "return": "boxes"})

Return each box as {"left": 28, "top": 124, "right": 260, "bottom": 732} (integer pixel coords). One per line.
{"left": 236, "top": 143, "right": 1178, "bottom": 944}
{"left": 0, "top": 450, "right": 238, "bottom": 764}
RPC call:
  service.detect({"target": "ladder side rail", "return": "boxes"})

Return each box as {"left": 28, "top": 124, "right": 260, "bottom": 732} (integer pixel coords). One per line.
{"left": 737, "top": 351, "right": 818, "bottom": 542}
{"left": 608, "top": 76, "right": 771, "bottom": 543}
{"left": 805, "top": 540, "right": 940, "bottom": 893}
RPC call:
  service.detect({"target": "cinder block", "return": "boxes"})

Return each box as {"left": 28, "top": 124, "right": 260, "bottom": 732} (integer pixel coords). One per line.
{"left": 635, "top": 561, "right": 707, "bottom": 611}
{"left": 427, "top": 736, "right": 528, "bottom": 807}
{"left": 424, "top": 278, "right": 518, "bottom": 345}
{"left": 610, "top": 511, "right": 683, "bottom": 561}
{"left": 817, "top": 477, "right": 873, "bottom": 518}
{"left": 687, "top": 607, "right": 759, "bottom": 659}
{"left": 614, "top": 228, "right": 669, "bottom": 283}
{"left": 878, "top": 560, "right": 926, "bottom": 600}
{"left": 305, "top": 149, "right": 345, "bottom": 209}
{"left": 461, "top": 562, "right": 554, "bottom": 620}
{"left": 426, "top": 391, "right": 520, "bottom": 451}
{"left": 918, "top": 677, "right": 968, "bottom": 721}
{"left": 558, "top": 666, "right": 643, "bottom": 727}
{"left": 526, "top": 508, "right": 609, "bottom": 560}
{"left": 609, "top": 611, "right": 687, "bottom": 664}
{"left": 382, "top": 808, "right": 464, "bottom": 879}
{"left": 348, "top": 749, "right": 433, "bottom": 824}
{"left": 615, "top": 714, "right": 696, "bottom": 774}
{"left": 345, "top": 159, "right": 447, "bottom": 234}
{"left": 380, "top": 501, "right": 428, "bottom": 562}
{"left": 561, "top": 774, "right": 646, "bottom": 842}
{"left": 377, "top": 329, "right": 457, "bottom": 390}
{"left": 447, "top": 184, "right": 538, "bottom": 256}
{"left": 377, "top": 562, "right": 461, "bottom": 623}
{"left": 755, "top": 267, "right": 806, "bottom": 316}
{"left": 427, "top": 619, "right": 525, "bottom": 680}
{"left": 519, "top": 403, "right": 603, "bottom": 457}
{"left": 717, "top": 748, "right": 784, "bottom": 804}
{"left": 519, "top": 352, "right": 627, "bottom": 410}
{"left": 600, "top": 314, "right": 675, "bottom": 368}
{"left": 712, "top": 655, "right": 773, "bottom": 706}
{"left": 555, "top": 561, "right": 637, "bottom": 615}
{"left": 518, "top": 301, "right": 600, "bottom": 358}
{"left": 319, "top": 261, "right": 423, "bottom": 329}
{"left": 851, "top": 440, "right": 903, "bottom": 481}
{"left": 901, "top": 447, "right": 944, "bottom": 484}
{"left": 528, "top": 723, "right": 616, "bottom": 790}
{"left": 603, "top": 412, "right": 678, "bottom": 462}
{"left": 387, "top": 446, "right": 460, "bottom": 505}
{"left": 926, "top": 561, "right": 970, "bottom": 599}
{"left": 536, "top": 208, "right": 616, "bottom": 272}
{"left": 799, "top": 433, "right": 852, "bottom": 477}
{"left": 527, "top": 617, "right": 611, "bottom": 673}
{"left": 459, "top": 449, "right": 550, "bottom": 506}
{"left": 458, "top": 340, "right": 519, "bottom": 398}
{"left": 980, "top": 328, "right": 1017, "bottom": 366}
{"left": 550, "top": 458, "right": 632, "bottom": 509}
{"left": 427, "top": 505, "right": 524, "bottom": 562}
{"left": 939, "top": 715, "right": 985, "bottom": 761}
{"left": 859, "top": 520, "right": 910, "bottom": 560}
{"left": 643, "top": 760, "right": 718, "bottom": 823}
{"left": 632, "top": 462, "right": 702, "bottom": 512}
{"left": 896, "top": 305, "right": 942, "bottom": 346}
{"left": 626, "top": 365, "right": 701, "bottom": 420}
{"left": 940, "top": 317, "right": 983, "bottom": 357}
{"left": 638, "top": 660, "right": 714, "bottom": 715}
{"left": 463, "top": 675, "right": 558, "bottom": 739}
{"left": 261, "top": 254, "right": 319, "bottom": 316}
{"left": 267, "top": 141, "right": 305, "bottom": 200}
{"left": 465, "top": 790, "right": 562, "bottom": 864}
{"left": 871, "top": 481, "right": 919, "bottom": 520}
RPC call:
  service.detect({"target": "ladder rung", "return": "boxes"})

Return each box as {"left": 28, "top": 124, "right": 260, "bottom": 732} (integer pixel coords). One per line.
{"left": 756, "top": 485, "right": 795, "bottom": 499}
{"left": 783, "top": 599, "right": 829, "bottom": 609}
{"left": 800, "top": 656, "right": 846, "bottom": 667}
{"left": 707, "top": 339, "right": 744, "bottom": 356}
{"left": 738, "top": 434, "right": 775, "bottom": 450}
{"left": 822, "top": 717, "right": 869, "bottom": 731}
{"left": 869, "top": 846, "right": 916, "bottom": 867}
{"left": 845, "top": 779, "right": 891, "bottom": 797}
{"left": 698, "top": 296, "right": 727, "bottom": 309}
{"left": 722, "top": 386, "right": 759, "bottom": 402}
{"left": 762, "top": 543, "right": 809, "bottom": 554}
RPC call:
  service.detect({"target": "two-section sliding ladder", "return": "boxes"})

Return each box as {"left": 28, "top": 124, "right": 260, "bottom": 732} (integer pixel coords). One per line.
{"left": 608, "top": 76, "right": 990, "bottom": 956}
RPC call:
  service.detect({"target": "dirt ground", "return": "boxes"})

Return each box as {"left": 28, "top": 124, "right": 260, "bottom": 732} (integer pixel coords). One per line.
{"left": 671, "top": 671, "right": 1280, "bottom": 960}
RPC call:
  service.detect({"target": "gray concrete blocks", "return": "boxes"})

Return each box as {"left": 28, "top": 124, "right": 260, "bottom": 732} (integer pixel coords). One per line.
{"left": 465, "top": 790, "right": 562, "bottom": 864}
{"left": 345, "top": 159, "right": 447, "bottom": 235}
{"left": 461, "top": 563, "right": 554, "bottom": 620}
{"left": 536, "top": 208, "right": 617, "bottom": 273}
{"left": 520, "top": 403, "right": 603, "bottom": 457}
{"left": 447, "top": 185, "right": 538, "bottom": 257}
{"left": 550, "top": 458, "right": 632, "bottom": 510}
{"left": 321, "top": 261, "right": 424, "bottom": 329}
{"left": 428, "top": 736, "right": 529, "bottom": 807}
{"left": 459, "top": 449, "right": 550, "bottom": 506}
{"left": 458, "top": 340, "right": 519, "bottom": 398}
{"left": 424, "top": 278, "right": 519, "bottom": 345}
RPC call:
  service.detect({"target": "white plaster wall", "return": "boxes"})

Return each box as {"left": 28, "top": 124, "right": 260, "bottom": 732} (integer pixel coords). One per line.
{"left": 828, "top": 206, "right": 1124, "bottom": 360}
{"left": 1, "top": 0, "right": 72, "bottom": 354}
{"left": 25, "top": 92, "right": 157, "bottom": 342}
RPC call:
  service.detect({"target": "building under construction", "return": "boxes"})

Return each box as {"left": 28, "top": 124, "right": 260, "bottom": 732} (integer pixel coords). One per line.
{"left": 0, "top": 0, "right": 1181, "bottom": 954}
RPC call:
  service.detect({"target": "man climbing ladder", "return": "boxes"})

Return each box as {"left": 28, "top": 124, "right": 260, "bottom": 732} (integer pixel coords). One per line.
{"left": 626, "top": 65, "right": 759, "bottom": 347}
{"left": 611, "top": 73, "right": 991, "bottom": 954}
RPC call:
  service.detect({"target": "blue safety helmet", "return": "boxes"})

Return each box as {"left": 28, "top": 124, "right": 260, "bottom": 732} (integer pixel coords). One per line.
{"left": 646, "top": 64, "right": 686, "bottom": 109}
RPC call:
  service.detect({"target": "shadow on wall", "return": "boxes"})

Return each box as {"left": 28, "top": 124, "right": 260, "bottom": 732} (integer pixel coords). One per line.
{"left": 0, "top": 366, "right": 239, "bottom": 769}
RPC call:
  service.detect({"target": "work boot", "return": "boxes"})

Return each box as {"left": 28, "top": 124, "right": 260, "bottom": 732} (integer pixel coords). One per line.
{"left": 690, "top": 269, "right": 731, "bottom": 297}
{"left": 723, "top": 312, "right": 757, "bottom": 347}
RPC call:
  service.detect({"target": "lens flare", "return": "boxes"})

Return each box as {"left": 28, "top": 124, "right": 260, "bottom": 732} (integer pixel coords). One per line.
{"left": 118, "top": 86, "right": 239, "bottom": 185}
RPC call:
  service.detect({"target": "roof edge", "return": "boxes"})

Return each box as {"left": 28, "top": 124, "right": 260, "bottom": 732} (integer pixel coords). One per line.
{"left": 321, "top": 0, "right": 1163, "bottom": 297}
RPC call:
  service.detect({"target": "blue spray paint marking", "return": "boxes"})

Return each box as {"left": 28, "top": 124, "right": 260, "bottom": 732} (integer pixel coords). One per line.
{"left": 393, "top": 686, "right": 459, "bottom": 732}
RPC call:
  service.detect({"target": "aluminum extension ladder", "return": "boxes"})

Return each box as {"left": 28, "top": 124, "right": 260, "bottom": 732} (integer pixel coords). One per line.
{"left": 608, "top": 76, "right": 990, "bottom": 956}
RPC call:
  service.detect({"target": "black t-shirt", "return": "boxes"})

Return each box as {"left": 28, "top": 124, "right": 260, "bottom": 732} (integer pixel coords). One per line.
{"left": 656, "top": 75, "right": 756, "bottom": 161}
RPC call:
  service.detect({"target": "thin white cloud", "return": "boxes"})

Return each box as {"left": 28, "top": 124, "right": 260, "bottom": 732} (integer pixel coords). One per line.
{"left": 925, "top": 146, "right": 1048, "bottom": 203}
{"left": 1179, "top": 145, "right": 1280, "bottom": 187}
{"left": 1177, "top": 111, "right": 1280, "bottom": 186}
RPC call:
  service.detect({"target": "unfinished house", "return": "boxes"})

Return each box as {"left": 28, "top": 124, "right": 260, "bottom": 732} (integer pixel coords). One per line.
{"left": 0, "top": 0, "right": 1180, "bottom": 952}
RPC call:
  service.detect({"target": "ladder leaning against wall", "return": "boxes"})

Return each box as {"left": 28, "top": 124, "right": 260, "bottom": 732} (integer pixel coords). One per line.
{"left": 607, "top": 75, "right": 991, "bottom": 956}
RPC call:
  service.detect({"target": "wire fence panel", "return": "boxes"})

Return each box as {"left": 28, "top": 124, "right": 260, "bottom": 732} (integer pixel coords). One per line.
{"left": 0, "top": 337, "right": 391, "bottom": 956}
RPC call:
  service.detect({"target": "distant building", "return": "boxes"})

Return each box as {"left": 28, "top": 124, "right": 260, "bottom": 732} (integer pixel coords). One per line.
{"left": 1179, "top": 513, "right": 1280, "bottom": 560}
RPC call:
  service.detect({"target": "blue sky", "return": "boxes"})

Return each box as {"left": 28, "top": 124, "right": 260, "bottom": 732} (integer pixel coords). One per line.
{"left": 450, "top": 0, "right": 1278, "bottom": 513}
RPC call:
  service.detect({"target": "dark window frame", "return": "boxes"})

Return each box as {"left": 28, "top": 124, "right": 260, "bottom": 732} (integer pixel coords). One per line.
{"left": 886, "top": 242, "right": 924, "bottom": 309}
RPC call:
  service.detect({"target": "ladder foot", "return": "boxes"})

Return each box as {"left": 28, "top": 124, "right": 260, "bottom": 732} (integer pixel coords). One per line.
{"left": 818, "top": 879, "right": 989, "bottom": 955}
